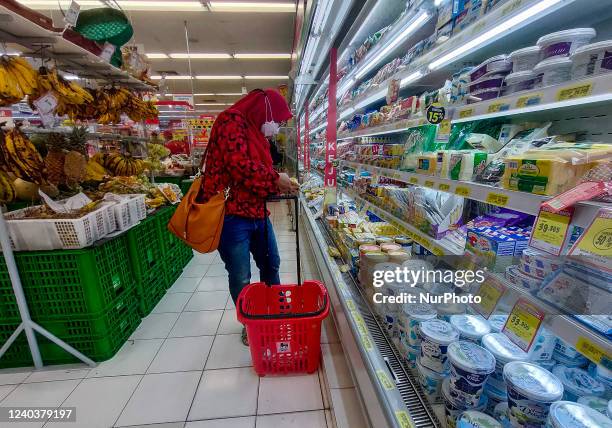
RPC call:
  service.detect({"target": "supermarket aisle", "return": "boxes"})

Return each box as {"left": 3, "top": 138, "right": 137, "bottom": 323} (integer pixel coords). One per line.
{"left": 0, "top": 202, "right": 363, "bottom": 428}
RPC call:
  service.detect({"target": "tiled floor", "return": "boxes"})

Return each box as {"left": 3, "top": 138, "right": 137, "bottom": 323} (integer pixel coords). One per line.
{"left": 0, "top": 202, "right": 364, "bottom": 428}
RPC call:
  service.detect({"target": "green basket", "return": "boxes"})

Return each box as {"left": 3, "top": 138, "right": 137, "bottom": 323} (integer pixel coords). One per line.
{"left": 138, "top": 273, "right": 168, "bottom": 316}
{"left": 126, "top": 214, "right": 166, "bottom": 288}
{"left": 179, "top": 179, "right": 194, "bottom": 195}
{"left": 155, "top": 176, "right": 184, "bottom": 186}
{"left": 74, "top": 7, "right": 134, "bottom": 46}
{"left": 0, "top": 322, "right": 31, "bottom": 368}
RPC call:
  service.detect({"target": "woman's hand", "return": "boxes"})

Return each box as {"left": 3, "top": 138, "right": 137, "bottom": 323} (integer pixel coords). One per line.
{"left": 277, "top": 173, "right": 299, "bottom": 195}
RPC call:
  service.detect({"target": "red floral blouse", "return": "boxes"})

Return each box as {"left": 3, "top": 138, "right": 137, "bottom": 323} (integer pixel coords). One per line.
{"left": 201, "top": 111, "right": 279, "bottom": 218}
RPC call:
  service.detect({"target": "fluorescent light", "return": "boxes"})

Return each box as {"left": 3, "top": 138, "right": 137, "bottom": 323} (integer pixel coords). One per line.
{"left": 169, "top": 53, "right": 232, "bottom": 59}
{"left": 193, "top": 93, "right": 216, "bottom": 96}
{"left": 151, "top": 75, "right": 192, "bottom": 80}
{"left": 339, "top": 108, "right": 354, "bottom": 120}
{"left": 209, "top": 1, "right": 294, "bottom": 12}
{"left": 354, "top": 88, "right": 387, "bottom": 110}
{"left": 216, "top": 93, "right": 243, "bottom": 96}
{"left": 234, "top": 53, "right": 291, "bottom": 59}
{"left": 195, "top": 103, "right": 229, "bottom": 106}
{"left": 244, "top": 75, "right": 289, "bottom": 80}
{"left": 16, "top": 0, "right": 102, "bottom": 7}
{"left": 196, "top": 75, "right": 243, "bottom": 80}
{"left": 355, "top": 11, "right": 429, "bottom": 80}
{"left": 337, "top": 77, "right": 355, "bottom": 99}
{"left": 400, "top": 70, "right": 424, "bottom": 87}
{"left": 118, "top": 1, "right": 203, "bottom": 10}
{"left": 146, "top": 53, "right": 168, "bottom": 59}
{"left": 429, "top": 0, "right": 562, "bottom": 70}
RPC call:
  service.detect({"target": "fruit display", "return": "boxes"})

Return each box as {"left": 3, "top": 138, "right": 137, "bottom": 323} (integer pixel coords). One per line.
{"left": 0, "top": 171, "right": 16, "bottom": 204}
{"left": 145, "top": 143, "right": 171, "bottom": 173}
{"left": 96, "top": 175, "right": 171, "bottom": 209}
{"left": 104, "top": 152, "right": 146, "bottom": 176}
{"left": 63, "top": 151, "right": 88, "bottom": 187}
{"left": 29, "top": 67, "right": 94, "bottom": 110}
{"left": 0, "top": 56, "right": 40, "bottom": 106}
{"left": 0, "top": 127, "right": 46, "bottom": 184}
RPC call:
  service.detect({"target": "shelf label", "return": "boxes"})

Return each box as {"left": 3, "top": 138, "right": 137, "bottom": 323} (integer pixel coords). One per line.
{"left": 516, "top": 92, "right": 543, "bottom": 108}
{"left": 487, "top": 101, "right": 510, "bottom": 113}
{"left": 346, "top": 299, "right": 356, "bottom": 311}
{"left": 426, "top": 103, "right": 445, "bottom": 124}
{"left": 424, "top": 180, "right": 434, "bottom": 188}
{"left": 575, "top": 337, "right": 611, "bottom": 367}
{"left": 438, "top": 183, "right": 450, "bottom": 192}
{"left": 472, "top": 277, "right": 506, "bottom": 319}
{"left": 503, "top": 298, "right": 545, "bottom": 352}
{"left": 557, "top": 82, "right": 593, "bottom": 102}
{"left": 64, "top": 0, "right": 80, "bottom": 25}
{"left": 438, "top": 119, "right": 451, "bottom": 136}
{"left": 33, "top": 92, "right": 58, "bottom": 114}
{"left": 353, "top": 312, "right": 374, "bottom": 351}
{"left": 395, "top": 411, "right": 416, "bottom": 428}
{"left": 100, "top": 42, "right": 116, "bottom": 62}
{"left": 432, "top": 247, "right": 444, "bottom": 257}
{"left": 376, "top": 370, "right": 395, "bottom": 390}
{"left": 486, "top": 192, "right": 509, "bottom": 207}
{"left": 408, "top": 177, "right": 418, "bottom": 185}
{"left": 455, "top": 186, "right": 470, "bottom": 197}
{"left": 530, "top": 207, "right": 573, "bottom": 256}
{"left": 569, "top": 208, "right": 612, "bottom": 271}
{"left": 459, "top": 108, "right": 474, "bottom": 119}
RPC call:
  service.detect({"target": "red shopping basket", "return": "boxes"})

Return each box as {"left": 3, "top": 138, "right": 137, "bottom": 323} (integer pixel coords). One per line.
{"left": 236, "top": 196, "right": 329, "bottom": 376}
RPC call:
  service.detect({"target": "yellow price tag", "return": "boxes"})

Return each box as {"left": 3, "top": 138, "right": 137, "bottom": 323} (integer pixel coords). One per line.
{"left": 438, "top": 183, "right": 450, "bottom": 192}
{"left": 424, "top": 180, "right": 434, "bottom": 188}
{"left": 376, "top": 370, "right": 395, "bottom": 390}
{"left": 557, "top": 82, "right": 593, "bottom": 102}
{"left": 473, "top": 278, "right": 506, "bottom": 318}
{"left": 516, "top": 92, "right": 543, "bottom": 108}
{"left": 459, "top": 108, "right": 474, "bottom": 118}
{"left": 395, "top": 411, "right": 416, "bottom": 428}
{"left": 455, "top": 186, "right": 471, "bottom": 197}
{"left": 432, "top": 247, "right": 444, "bottom": 257}
{"left": 572, "top": 209, "right": 612, "bottom": 258}
{"left": 575, "top": 337, "right": 611, "bottom": 366}
{"left": 487, "top": 102, "right": 509, "bottom": 113}
{"left": 346, "top": 299, "right": 356, "bottom": 311}
{"left": 409, "top": 177, "right": 419, "bottom": 185}
{"left": 486, "top": 192, "right": 509, "bottom": 207}
{"left": 530, "top": 208, "right": 573, "bottom": 256}
{"left": 438, "top": 119, "right": 451, "bottom": 136}
{"left": 503, "top": 299, "right": 545, "bottom": 352}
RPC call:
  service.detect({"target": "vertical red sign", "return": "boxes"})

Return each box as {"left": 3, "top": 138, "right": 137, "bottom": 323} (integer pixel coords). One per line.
{"left": 324, "top": 47, "right": 338, "bottom": 188}
{"left": 296, "top": 116, "right": 301, "bottom": 162}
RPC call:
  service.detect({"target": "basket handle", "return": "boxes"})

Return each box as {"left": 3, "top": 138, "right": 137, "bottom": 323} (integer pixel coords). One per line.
{"left": 264, "top": 195, "right": 301, "bottom": 286}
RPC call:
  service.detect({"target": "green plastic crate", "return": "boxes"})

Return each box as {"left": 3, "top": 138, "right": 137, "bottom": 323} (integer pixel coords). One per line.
{"left": 179, "top": 179, "right": 194, "bottom": 195}
{"left": 0, "top": 257, "right": 20, "bottom": 323}
{"left": 0, "top": 235, "right": 136, "bottom": 320}
{"left": 138, "top": 273, "right": 168, "bottom": 316}
{"left": 0, "top": 323, "right": 32, "bottom": 368}
{"left": 155, "top": 176, "right": 184, "bottom": 186}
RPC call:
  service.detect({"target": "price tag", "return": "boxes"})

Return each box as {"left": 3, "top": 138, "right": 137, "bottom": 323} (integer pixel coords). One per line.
{"left": 33, "top": 92, "right": 58, "bottom": 114}
{"left": 503, "top": 298, "right": 545, "bottom": 352}
{"left": 530, "top": 207, "right": 573, "bottom": 256}
{"left": 575, "top": 337, "right": 611, "bottom": 367}
{"left": 557, "top": 82, "right": 593, "bottom": 102}
{"left": 426, "top": 103, "right": 445, "bottom": 125}
{"left": 100, "top": 42, "right": 116, "bottom": 62}
{"left": 438, "top": 119, "right": 451, "bottom": 136}
{"left": 346, "top": 299, "right": 356, "bottom": 311}
{"left": 395, "top": 411, "right": 416, "bottom": 428}
{"left": 424, "top": 180, "right": 434, "bottom": 188}
{"left": 486, "top": 192, "right": 509, "bottom": 207}
{"left": 459, "top": 108, "right": 474, "bottom": 119}
{"left": 487, "top": 102, "right": 510, "bottom": 113}
{"left": 569, "top": 208, "right": 612, "bottom": 271}
{"left": 432, "top": 247, "right": 444, "bottom": 257}
{"left": 516, "top": 92, "right": 543, "bottom": 108}
{"left": 472, "top": 277, "right": 506, "bottom": 318}
{"left": 455, "top": 186, "right": 470, "bottom": 197}
{"left": 0, "top": 109, "right": 12, "bottom": 118}
{"left": 376, "top": 370, "right": 395, "bottom": 390}
{"left": 409, "top": 177, "right": 418, "bottom": 185}
{"left": 63, "top": 0, "right": 80, "bottom": 25}
{"left": 438, "top": 183, "right": 450, "bottom": 192}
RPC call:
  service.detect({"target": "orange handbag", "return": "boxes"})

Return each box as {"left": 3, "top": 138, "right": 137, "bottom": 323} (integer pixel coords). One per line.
{"left": 167, "top": 175, "right": 229, "bottom": 254}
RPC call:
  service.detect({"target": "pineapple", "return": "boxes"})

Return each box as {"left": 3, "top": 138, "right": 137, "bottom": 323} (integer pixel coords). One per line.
{"left": 44, "top": 147, "right": 66, "bottom": 186}
{"left": 68, "top": 126, "right": 88, "bottom": 154}
{"left": 64, "top": 151, "right": 87, "bottom": 187}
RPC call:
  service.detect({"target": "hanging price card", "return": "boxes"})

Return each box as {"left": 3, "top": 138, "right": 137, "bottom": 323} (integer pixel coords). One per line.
{"left": 455, "top": 186, "right": 470, "bottom": 197}
{"left": 486, "top": 192, "right": 509, "bottom": 207}
{"left": 503, "top": 298, "right": 545, "bottom": 352}
{"left": 100, "top": 42, "right": 116, "bottom": 62}
{"left": 33, "top": 92, "right": 58, "bottom": 114}
{"left": 487, "top": 102, "right": 510, "bottom": 113}
{"left": 472, "top": 277, "right": 506, "bottom": 318}
{"left": 438, "top": 119, "right": 451, "bottom": 136}
{"left": 409, "top": 177, "right": 418, "bottom": 185}
{"left": 395, "top": 411, "right": 416, "bottom": 428}
{"left": 569, "top": 208, "right": 612, "bottom": 271}
{"left": 530, "top": 207, "right": 573, "bottom": 256}
{"left": 516, "top": 92, "right": 543, "bottom": 108}
{"left": 459, "top": 108, "right": 474, "bottom": 119}
{"left": 376, "top": 370, "right": 395, "bottom": 390}
{"left": 63, "top": 0, "right": 80, "bottom": 25}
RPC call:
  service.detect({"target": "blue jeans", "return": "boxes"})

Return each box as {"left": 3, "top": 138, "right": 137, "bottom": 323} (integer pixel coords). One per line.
{"left": 218, "top": 215, "right": 281, "bottom": 303}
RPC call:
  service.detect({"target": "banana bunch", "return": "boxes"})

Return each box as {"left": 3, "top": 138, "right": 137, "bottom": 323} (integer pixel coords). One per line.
{"left": 104, "top": 153, "right": 145, "bottom": 176}
{"left": 0, "top": 127, "right": 46, "bottom": 184}
{"left": 124, "top": 96, "right": 158, "bottom": 121}
{"left": 0, "top": 171, "right": 16, "bottom": 204}
{"left": 0, "top": 56, "right": 39, "bottom": 106}
{"left": 30, "top": 67, "right": 93, "bottom": 113}
{"left": 84, "top": 158, "right": 108, "bottom": 182}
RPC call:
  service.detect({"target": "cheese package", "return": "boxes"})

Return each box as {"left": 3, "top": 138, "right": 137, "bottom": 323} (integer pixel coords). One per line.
{"left": 417, "top": 153, "right": 438, "bottom": 176}
{"left": 449, "top": 151, "right": 488, "bottom": 181}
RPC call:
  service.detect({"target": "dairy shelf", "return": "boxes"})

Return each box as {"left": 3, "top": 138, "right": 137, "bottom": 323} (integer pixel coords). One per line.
{"left": 337, "top": 118, "right": 428, "bottom": 141}
{"left": 0, "top": 5, "right": 155, "bottom": 92}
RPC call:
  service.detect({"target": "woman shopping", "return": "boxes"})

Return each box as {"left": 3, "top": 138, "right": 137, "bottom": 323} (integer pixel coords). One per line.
{"left": 200, "top": 89, "right": 298, "bottom": 344}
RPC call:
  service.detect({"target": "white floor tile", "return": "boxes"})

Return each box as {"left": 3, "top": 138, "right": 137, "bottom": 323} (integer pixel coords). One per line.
{"left": 329, "top": 388, "right": 367, "bottom": 428}
{"left": 256, "top": 410, "right": 327, "bottom": 428}
{"left": 185, "top": 292, "right": 229, "bottom": 311}
{"left": 185, "top": 416, "right": 254, "bottom": 428}
{"left": 188, "top": 367, "right": 258, "bottom": 421}
{"left": 198, "top": 276, "right": 229, "bottom": 292}
{"left": 226, "top": 297, "right": 236, "bottom": 310}
{"left": 276, "top": 236, "right": 296, "bottom": 244}
{"left": 204, "top": 264, "right": 228, "bottom": 277}
{"left": 24, "top": 364, "right": 90, "bottom": 383}
{"left": 321, "top": 344, "right": 353, "bottom": 389}
{"left": 88, "top": 339, "right": 163, "bottom": 378}
{"left": 0, "top": 368, "right": 32, "bottom": 385}
{"left": 148, "top": 336, "right": 214, "bottom": 374}
{"left": 217, "top": 310, "right": 243, "bottom": 335}
{"left": 152, "top": 292, "right": 192, "bottom": 313}
{"left": 280, "top": 273, "right": 299, "bottom": 283}
{"left": 45, "top": 375, "right": 141, "bottom": 428}
{"left": 168, "top": 276, "right": 201, "bottom": 293}
{"left": 116, "top": 371, "right": 201, "bottom": 427}
{"left": 205, "top": 334, "right": 252, "bottom": 370}
{"left": 168, "top": 311, "right": 223, "bottom": 338}
{"left": 117, "top": 423, "right": 185, "bottom": 428}
{"left": 130, "top": 313, "right": 180, "bottom": 340}
{"left": 258, "top": 373, "right": 323, "bottom": 415}
{"left": 325, "top": 409, "right": 335, "bottom": 428}
{"left": 0, "top": 384, "right": 16, "bottom": 401}
{"left": 191, "top": 252, "right": 217, "bottom": 265}
{"left": 182, "top": 264, "right": 210, "bottom": 278}
{"left": 320, "top": 318, "right": 340, "bottom": 345}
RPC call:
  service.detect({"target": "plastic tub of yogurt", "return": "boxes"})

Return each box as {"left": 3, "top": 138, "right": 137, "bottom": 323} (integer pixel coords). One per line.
{"left": 447, "top": 341, "right": 496, "bottom": 407}
{"left": 609, "top": 399, "right": 612, "bottom": 418}
{"left": 577, "top": 395, "right": 609, "bottom": 415}
{"left": 487, "top": 314, "right": 508, "bottom": 333}
{"left": 470, "top": 55, "right": 512, "bottom": 81}
{"left": 450, "top": 314, "right": 492, "bottom": 343}
{"left": 416, "top": 356, "right": 444, "bottom": 403}
{"left": 552, "top": 365, "right": 606, "bottom": 401}
{"left": 503, "top": 361, "right": 564, "bottom": 428}
{"left": 482, "top": 333, "right": 529, "bottom": 382}
{"left": 509, "top": 46, "right": 541, "bottom": 72}
{"left": 548, "top": 401, "right": 612, "bottom": 428}
{"left": 502, "top": 70, "right": 535, "bottom": 95}
{"left": 404, "top": 342, "right": 420, "bottom": 369}
{"left": 571, "top": 40, "right": 612, "bottom": 79}
{"left": 457, "top": 411, "right": 502, "bottom": 428}
{"left": 418, "top": 319, "right": 459, "bottom": 373}
{"left": 441, "top": 378, "right": 488, "bottom": 428}
{"left": 493, "top": 402, "right": 510, "bottom": 427}
{"left": 398, "top": 302, "right": 437, "bottom": 347}
{"left": 537, "top": 28, "right": 596, "bottom": 60}
{"left": 436, "top": 301, "right": 466, "bottom": 322}
{"left": 594, "top": 363, "right": 612, "bottom": 389}
{"left": 533, "top": 56, "right": 572, "bottom": 88}
{"left": 528, "top": 328, "right": 556, "bottom": 363}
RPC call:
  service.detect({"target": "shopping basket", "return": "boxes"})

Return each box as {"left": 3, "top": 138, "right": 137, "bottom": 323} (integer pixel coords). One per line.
{"left": 237, "top": 196, "right": 329, "bottom": 376}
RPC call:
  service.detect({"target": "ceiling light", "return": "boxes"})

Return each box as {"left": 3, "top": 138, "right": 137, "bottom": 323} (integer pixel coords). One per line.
{"left": 195, "top": 103, "right": 229, "bottom": 106}
{"left": 244, "top": 75, "right": 289, "bottom": 80}
{"left": 169, "top": 53, "right": 232, "bottom": 59}
{"left": 209, "top": 2, "right": 294, "bottom": 12}
{"left": 338, "top": 108, "right": 355, "bottom": 120}
{"left": 151, "top": 75, "right": 192, "bottom": 80}
{"left": 146, "top": 53, "right": 168, "bottom": 59}
{"left": 400, "top": 70, "right": 424, "bottom": 87}
{"left": 16, "top": 0, "right": 102, "bottom": 7}
{"left": 429, "top": 0, "right": 562, "bottom": 70}
{"left": 354, "top": 88, "right": 387, "bottom": 110}
{"left": 216, "top": 93, "right": 243, "bottom": 96}
{"left": 355, "top": 11, "right": 429, "bottom": 80}
{"left": 234, "top": 53, "right": 291, "bottom": 59}
{"left": 193, "top": 93, "right": 216, "bottom": 96}
{"left": 196, "top": 75, "right": 243, "bottom": 80}
{"left": 114, "top": 1, "right": 203, "bottom": 10}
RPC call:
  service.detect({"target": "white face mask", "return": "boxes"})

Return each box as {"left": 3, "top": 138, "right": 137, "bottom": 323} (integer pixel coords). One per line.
{"left": 261, "top": 95, "right": 281, "bottom": 137}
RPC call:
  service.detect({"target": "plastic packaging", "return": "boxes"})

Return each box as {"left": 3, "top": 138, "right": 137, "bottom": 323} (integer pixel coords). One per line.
{"left": 528, "top": 328, "right": 556, "bottom": 363}
{"left": 552, "top": 365, "right": 606, "bottom": 401}
{"left": 436, "top": 301, "right": 467, "bottom": 322}
{"left": 398, "top": 303, "right": 437, "bottom": 347}
{"left": 469, "top": 73, "right": 507, "bottom": 93}
{"left": 449, "top": 314, "right": 492, "bottom": 343}
{"left": 447, "top": 341, "right": 496, "bottom": 407}
{"left": 502, "top": 70, "right": 536, "bottom": 95}
{"left": 548, "top": 401, "right": 612, "bottom": 428}
{"left": 418, "top": 319, "right": 459, "bottom": 373}
{"left": 442, "top": 378, "right": 488, "bottom": 428}
{"left": 488, "top": 314, "right": 508, "bottom": 333}
{"left": 577, "top": 395, "right": 609, "bottom": 415}
{"left": 533, "top": 56, "right": 572, "bottom": 88}
{"left": 537, "top": 28, "right": 596, "bottom": 59}
{"left": 416, "top": 356, "right": 445, "bottom": 403}
{"left": 509, "top": 46, "right": 541, "bottom": 72}
{"left": 494, "top": 402, "right": 510, "bottom": 427}
{"left": 482, "top": 333, "right": 529, "bottom": 382}
{"left": 470, "top": 55, "right": 513, "bottom": 81}
{"left": 456, "top": 411, "right": 502, "bottom": 428}
{"left": 571, "top": 40, "right": 612, "bottom": 78}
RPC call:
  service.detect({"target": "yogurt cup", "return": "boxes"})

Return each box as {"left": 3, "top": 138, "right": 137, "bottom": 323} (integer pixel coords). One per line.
{"left": 528, "top": 328, "right": 556, "bottom": 363}
{"left": 436, "top": 301, "right": 467, "bottom": 322}
{"left": 404, "top": 342, "right": 420, "bottom": 369}
{"left": 493, "top": 402, "right": 510, "bottom": 427}
{"left": 537, "top": 28, "right": 596, "bottom": 60}
{"left": 442, "top": 378, "right": 488, "bottom": 428}
{"left": 380, "top": 243, "right": 402, "bottom": 253}
{"left": 398, "top": 302, "right": 437, "bottom": 347}
{"left": 488, "top": 314, "right": 508, "bottom": 333}
{"left": 418, "top": 319, "right": 459, "bottom": 373}
{"left": 450, "top": 314, "right": 492, "bottom": 343}
{"left": 609, "top": 399, "right": 612, "bottom": 418}
{"left": 577, "top": 395, "right": 609, "bottom": 415}
{"left": 416, "top": 356, "right": 444, "bottom": 403}
{"left": 594, "top": 363, "right": 612, "bottom": 389}
{"left": 547, "top": 401, "right": 612, "bottom": 428}
{"left": 456, "top": 411, "right": 502, "bottom": 428}
{"left": 376, "top": 236, "right": 394, "bottom": 245}
{"left": 509, "top": 46, "right": 541, "bottom": 72}
{"left": 470, "top": 55, "right": 513, "bottom": 81}
{"left": 387, "top": 250, "right": 410, "bottom": 264}
{"left": 448, "top": 341, "right": 496, "bottom": 407}
{"left": 394, "top": 236, "right": 413, "bottom": 250}
{"left": 502, "top": 70, "right": 535, "bottom": 95}
{"left": 571, "top": 40, "right": 612, "bottom": 78}
{"left": 533, "top": 56, "right": 572, "bottom": 88}
{"left": 503, "top": 361, "right": 564, "bottom": 428}
{"left": 552, "top": 365, "right": 606, "bottom": 401}
{"left": 482, "top": 333, "right": 529, "bottom": 382}
{"left": 554, "top": 340, "right": 583, "bottom": 359}
{"left": 553, "top": 351, "right": 589, "bottom": 369}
